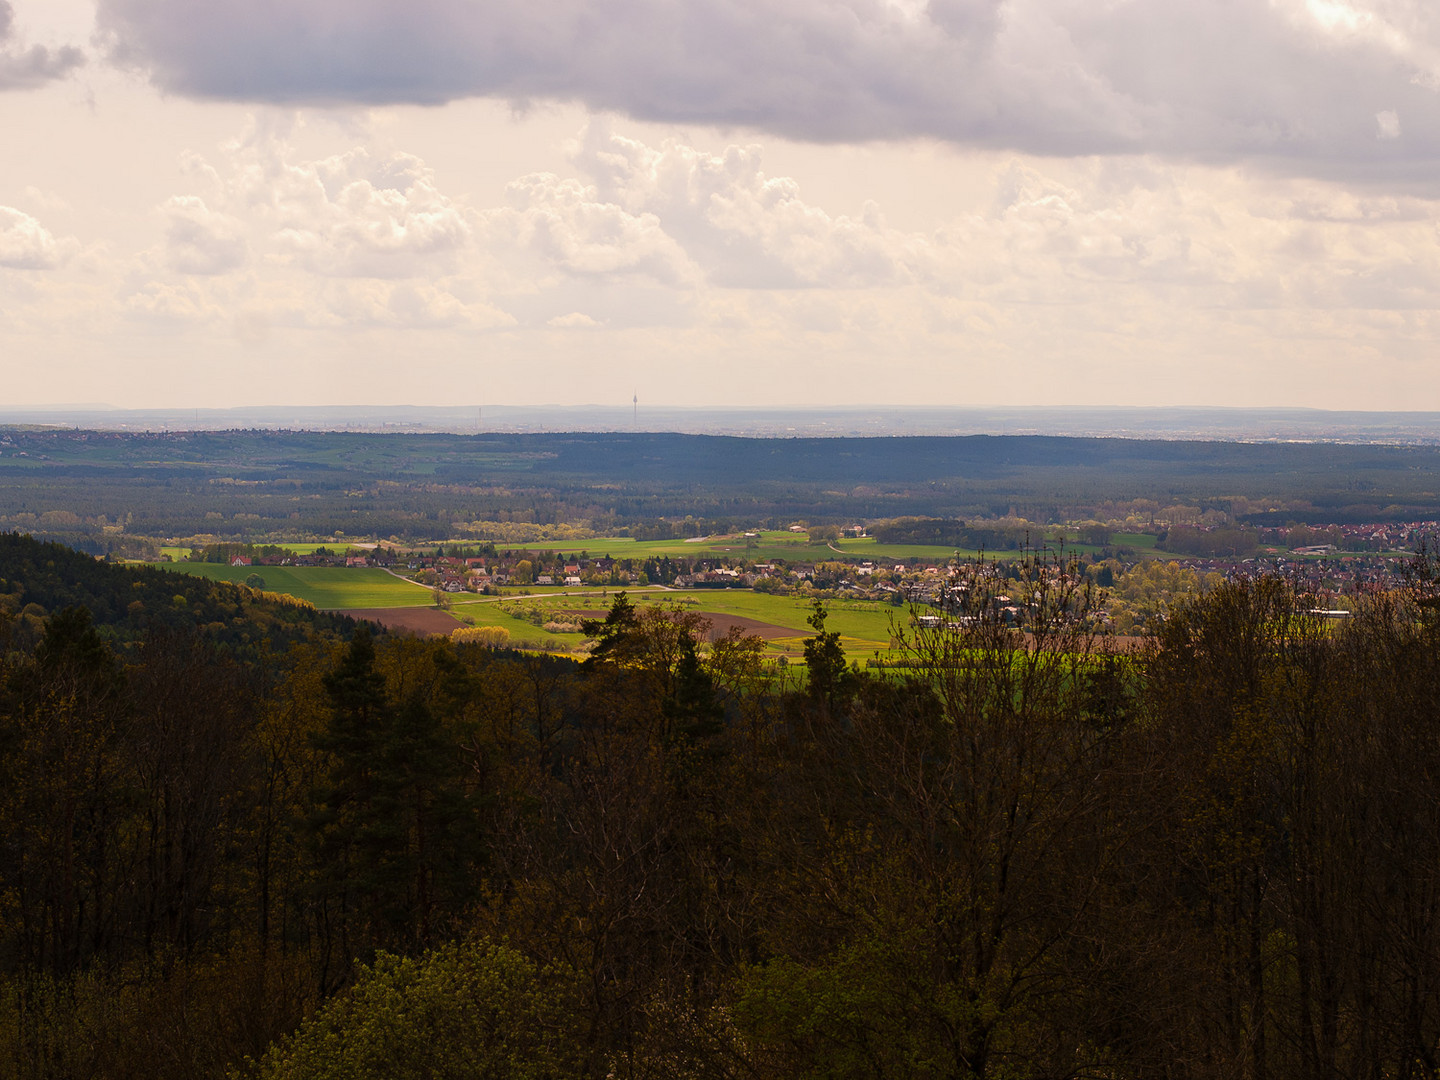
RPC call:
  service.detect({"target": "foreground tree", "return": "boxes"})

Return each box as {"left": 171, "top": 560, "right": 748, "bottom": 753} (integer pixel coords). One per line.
{"left": 310, "top": 629, "right": 480, "bottom": 973}
{"left": 736, "top": 550, "right": 1171, "bottom": 1078}
{"left": 801, "top": 600, "right": 851, "bottom": 715}
{"left": 0, "top": 607, "right": 129, "bottom": 975}
{"left": 255, "top": 939, "right": 590, "bottom": 1080}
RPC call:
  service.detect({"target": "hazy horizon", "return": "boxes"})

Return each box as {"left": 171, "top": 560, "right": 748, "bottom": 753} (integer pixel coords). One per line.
{"left": 8, "top": 403, "right": 1440, "bottom": 444}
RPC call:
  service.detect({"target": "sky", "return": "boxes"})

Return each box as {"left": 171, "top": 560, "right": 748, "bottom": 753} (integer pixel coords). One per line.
{"left": 3, "top": 0, "right": 1440, "bottom": 411}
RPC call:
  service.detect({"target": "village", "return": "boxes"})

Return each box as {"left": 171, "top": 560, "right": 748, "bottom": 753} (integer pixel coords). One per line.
{"left": 186, "top": 515, "right": 1440, "bottom": 640}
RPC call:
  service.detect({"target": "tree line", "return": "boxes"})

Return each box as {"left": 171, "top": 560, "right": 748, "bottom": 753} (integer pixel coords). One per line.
{"left": 11, "top": 429, "right": 1440, "bottom": 554}
{"left": 1, "top": 537, "right": 1440, "bottom": 1077}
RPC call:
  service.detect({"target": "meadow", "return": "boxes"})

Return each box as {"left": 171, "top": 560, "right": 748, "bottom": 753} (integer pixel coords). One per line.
{"left": 147, "top": 563, "right": 432, "bottom": 609}
{"left": 159, "top": 542, "right": 349, "bottom": 560}
{"left": 489, "top": 530, "right": 1091, "bottom": 563}
{"left": 501, "top": 531, "right": 838, "bottom": 561}
{"left": 452, "top": 587, "right": 903, "bottom": 659}
{"left": 147, "top": 560, "right": 899, "bottom": 656}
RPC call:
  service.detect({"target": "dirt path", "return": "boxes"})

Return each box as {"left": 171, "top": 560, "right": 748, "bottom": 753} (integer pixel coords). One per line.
{"left": 379, "top": 567, "right": 435, "bottom": 590}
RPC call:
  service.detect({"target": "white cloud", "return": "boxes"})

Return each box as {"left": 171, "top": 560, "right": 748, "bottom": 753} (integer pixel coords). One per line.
{"left": 120, "top": 120, "right": 499, "bottom": 331}
{"left": 548, "top": 311, "right": 603, "bottom": 328}
{"left": 163, "top": 195, "right": 247, "bottom": 275}
{"left": 14, "top": 103, "right": 1440, "bottom": 408}
{"left": 123, "top": 278, "right": 226, "bottom": 323}
{"left": 477, "top": 125, "right": 921, "bottom": 292}
{"left": 88, "top": 0, "right": 1440, "bottom": 179}
{"left": 161, "top": 121, "right": 1440, "bottom": 330}
{"left": 483, "top": 171, "right": 697, "bottom": 285}
{"left": 0, "top": 205, "right": 75, "bottom": 269}
{"left": 242, "top": 139, "right": 473, "bottom": 279}
{"left": 320, "top": 279, "right": 515, "bottom": 329}
{"left": 573, "top": 126, "right": 916, "bottom": 289}
{"left": 157, "top": 117, "right": 475, "bottom": 277}
{"left": 1377, "top": 109, "right": 1401, "bottom": 138}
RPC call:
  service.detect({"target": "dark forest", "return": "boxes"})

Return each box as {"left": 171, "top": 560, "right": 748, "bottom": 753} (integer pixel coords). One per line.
{"left": 0, "top": 533, "right": 1437, "bottom": 1078}
{"left": 4, "top": 430, "right": 1440, "bottom": 555}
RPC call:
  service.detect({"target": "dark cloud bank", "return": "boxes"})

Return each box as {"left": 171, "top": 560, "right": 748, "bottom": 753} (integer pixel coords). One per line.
{"left": 0, "top": 0, "right": 82, "bottom": 89}
{"left": 95, "top": 0, "right": 1440, "bottom": 177}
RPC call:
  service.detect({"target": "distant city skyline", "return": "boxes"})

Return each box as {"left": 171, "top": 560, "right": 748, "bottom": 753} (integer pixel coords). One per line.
{"left": 4, "top": 0, "right": 1440, "bottom": 411}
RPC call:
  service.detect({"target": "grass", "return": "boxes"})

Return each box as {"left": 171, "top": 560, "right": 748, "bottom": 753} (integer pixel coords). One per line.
{"left": 146, "top": 563, "right": 433, "bottom": 609}
{"left": 157, "top": 530, "right": 1134, "bottom": 569}
{"left": 488, "top": 532, "right": 833, "bottom": 561}
{"left": 451, "top": 587, "right": 903, "bottom": 659}
{"left": 160, "top": 542, "right": 355, "bottom": 560}
{"left": 144, "top": 559, "right": 1111, "bottom": 668}
{"left": 486, "top": 531, "right": 1051, "bottom": 565}
{"left": 1113, "top": 533, "right": 1157, "bottom": 550}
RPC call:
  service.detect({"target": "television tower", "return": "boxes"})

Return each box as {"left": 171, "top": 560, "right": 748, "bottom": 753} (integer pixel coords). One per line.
{"left": 633, "top": 392, "right": 638, "bottom": 428}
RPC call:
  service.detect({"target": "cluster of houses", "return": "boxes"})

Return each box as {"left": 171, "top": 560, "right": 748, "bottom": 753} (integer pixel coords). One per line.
{"left": 225, "top": 551, "right": 371, "bottom": 569}
{"left": 1183, "top": 553, "right": 1415, "bottom": 600}
{"left": 1331, "top": 520, "right": 1439, "bottom": 550}
{"left": 410, "top": 556, "right": 593, "bottom": 593}
{"left": 212, "top": 516, "right": 1440, "bottom": 609}
{"left": 221, "top": 543, "right": 945, "bottom": 601}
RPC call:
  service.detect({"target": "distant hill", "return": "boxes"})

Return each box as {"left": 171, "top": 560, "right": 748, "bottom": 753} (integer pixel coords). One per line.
{"left": 1, "top": 429, "right": 1440, "bottom": 539}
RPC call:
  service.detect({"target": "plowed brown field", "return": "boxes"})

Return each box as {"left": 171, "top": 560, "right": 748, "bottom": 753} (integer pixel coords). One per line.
{"left": 339, "top": 607, "right": 464, "bottom": 635}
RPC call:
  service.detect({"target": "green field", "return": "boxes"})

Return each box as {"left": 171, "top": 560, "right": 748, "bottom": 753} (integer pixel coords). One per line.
{"left": 508, "top": 531, "right": 1125, "bottom": 565}
{"left": 491, "top": 530, "right": 1052, "bottom": 564}
{"left": 147, "top": 563, "right": 433, "bottom": 609}
{"left": 149, "top": 559, "right": 950, "bottom": 660}
{"left": 157, "top": 530, "right": 1128, "bottom": 569}
{"left": 160, "top": 542, "right": 355, "bottom": 560}
{"left": 452, "top": 588, "right": 903, "bottom": 659}
{"left": 492, "top": 531, "right": 833, "bottom": 561}
{"left": 1113, "top": 532, "right": 1157, "bottom": 550}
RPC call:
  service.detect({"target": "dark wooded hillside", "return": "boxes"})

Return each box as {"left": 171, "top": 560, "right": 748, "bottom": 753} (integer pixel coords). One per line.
{"left": 0, "top": 535, "right": 1438, "bottom": 1078}
{"left": 3, "top": 429, "right": 1439, "bottom": 548}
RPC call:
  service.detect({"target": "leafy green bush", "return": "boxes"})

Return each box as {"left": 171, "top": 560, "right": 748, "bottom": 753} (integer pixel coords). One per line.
{"left": 254, "top": 941, "right": 588, "bottom": 1080}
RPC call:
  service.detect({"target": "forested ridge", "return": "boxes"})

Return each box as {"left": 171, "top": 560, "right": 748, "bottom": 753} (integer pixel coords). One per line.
{"left": 0, "top": 533, "right": 362, "bottom": 655}
{"left": 6, "top": 429, "right": 1440, "bottom": 554}
{"left": 2, "top": 533, "right": 1440, "bottom": 1078}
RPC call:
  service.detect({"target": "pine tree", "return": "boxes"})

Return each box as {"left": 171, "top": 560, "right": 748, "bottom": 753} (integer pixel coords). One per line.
{"left": 311, "top": 629, "right": 477, "bottom": 958}
{"left": 803, "top": 600, "right": 850, "bottom": 712}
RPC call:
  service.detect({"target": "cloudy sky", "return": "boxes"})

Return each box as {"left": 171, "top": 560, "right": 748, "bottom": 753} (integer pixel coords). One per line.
{"left": 3, "top": 0, "right": 1440, "bottom": 411}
